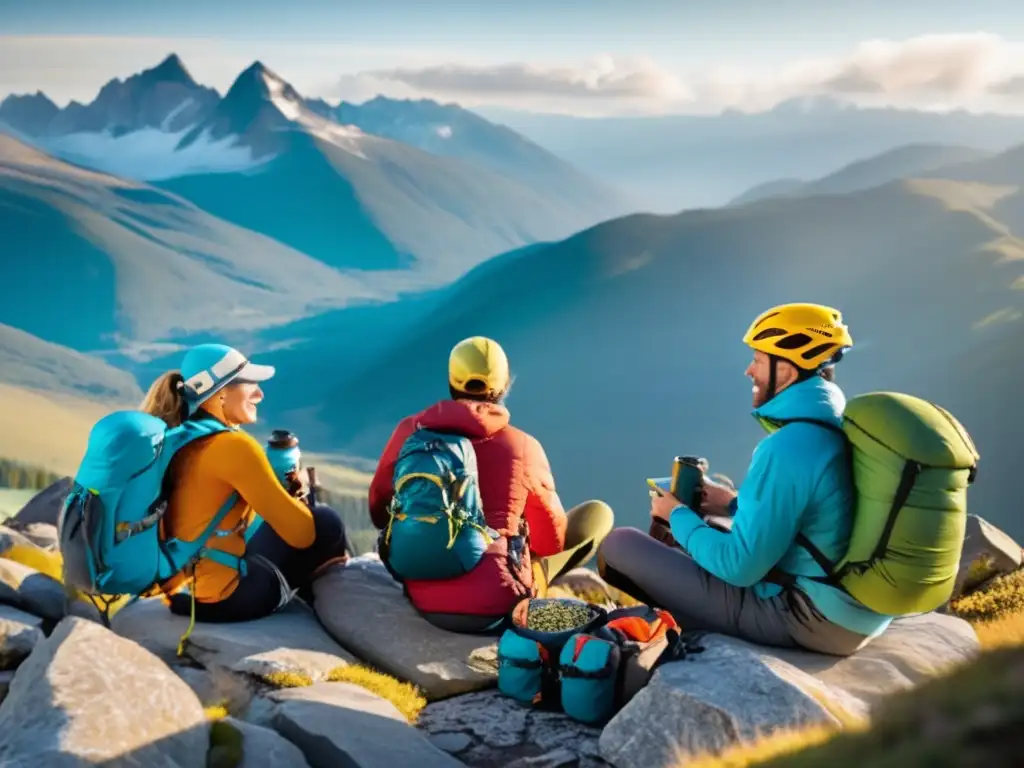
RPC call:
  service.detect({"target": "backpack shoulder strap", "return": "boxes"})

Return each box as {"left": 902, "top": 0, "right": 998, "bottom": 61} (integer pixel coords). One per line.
{"left": 765, "top": 416, "right": 850, "bottom": 586}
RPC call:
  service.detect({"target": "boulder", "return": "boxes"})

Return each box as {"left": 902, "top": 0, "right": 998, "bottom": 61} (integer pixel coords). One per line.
{"left": 951, "top": 515, "right": 1022, "bottom": 600}
{"left": 0, "top": 616, "right": 208, "bottom": 767}
{"left": 599, "top": 612, "right": 980, "bottom": 768}
{"left": 313, "top": 554, "right": 499, "bottom": 700}
{"left": 0, "top": 603, "right": 45, "bottom": 669}
{"left": 418, "top": 689, "right": 609, "bottom": 768}
{"left": 267, "top": 681, "right": 466, "bottom": 768}
{"left": 0, "top": 557, "right": 67, "bottom": 621}
{"left": 111, "top": 598, "right": 355, "bottom": 682}
{"left": 8, "top": 477, "right": 71, "bottom": 527}
{"left": 223, "top": 716, "right": 311, "bottom": 768}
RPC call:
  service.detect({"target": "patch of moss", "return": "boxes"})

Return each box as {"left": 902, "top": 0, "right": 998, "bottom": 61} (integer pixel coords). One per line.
{"left": 207, "top": 719, "right": 244, "bottom": 768}
{"left": 203, "top": 702, "right": 230, "bottom": 721}
{"left": 324, "top": 664, "right": 427, "bottom": 723}
{"left": 948, "top": 568, "right": 1024, "bottom": 624}
{"left": 260, "top": 671, "right": 313, "bottom": 688}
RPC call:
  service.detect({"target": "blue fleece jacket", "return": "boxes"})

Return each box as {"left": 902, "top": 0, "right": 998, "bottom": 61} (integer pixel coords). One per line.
{"left": 668, "top": 376, "right": 893, "bottom": 638}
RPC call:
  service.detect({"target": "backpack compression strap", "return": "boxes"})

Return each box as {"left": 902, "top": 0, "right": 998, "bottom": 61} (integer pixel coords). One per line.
{"left": 770, "top": 416, "right": 929, "bottom": 589}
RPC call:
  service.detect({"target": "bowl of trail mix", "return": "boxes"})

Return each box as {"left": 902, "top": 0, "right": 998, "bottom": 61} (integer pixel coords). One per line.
{"left": 509, "top": 597, "right": 608, "bottom": 650}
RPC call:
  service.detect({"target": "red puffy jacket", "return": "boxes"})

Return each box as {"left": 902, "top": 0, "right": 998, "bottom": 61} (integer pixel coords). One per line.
{"left": 368, "top": 398, "right": 567, "bottom": 617}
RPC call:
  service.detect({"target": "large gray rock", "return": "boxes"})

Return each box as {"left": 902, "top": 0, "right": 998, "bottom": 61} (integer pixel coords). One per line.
{"left": 112, "top": 597, "right": 355, "bottom": 681}
{"left": 268, "top": 681, "right": 466, "bottom": 768}
{"left": 0, "top": 616, "right": 208, "bottom": 767}
{"left": 223, "top": 716, "right": 311, "bottom": 768}
{"left": 418, "top": 689, "right": 609, "bottom": 768}
{"left": 0, "top": 603, "right": 45, "bottom": 669}
{"left": 951, "top": 514, "right": 1022, "bottom": 600}
{"left": 9, "top": 477, "right": 71, "bottom": 527}
{"left": 0, "top": 557, "right": 67, "bottom": 621}
{"left": 313, "top": 554, "right": 499, "bottom": 700}
{"left": 599, "top": 612, "right": 980, "bottom": 768}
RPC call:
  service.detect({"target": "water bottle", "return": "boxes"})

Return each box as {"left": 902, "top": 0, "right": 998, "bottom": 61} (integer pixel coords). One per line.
{"left": 266, "top": 430, "right": 301, "bottom": 489}
{"left": 670, "top": 456, "right": 707, "bottom": 513}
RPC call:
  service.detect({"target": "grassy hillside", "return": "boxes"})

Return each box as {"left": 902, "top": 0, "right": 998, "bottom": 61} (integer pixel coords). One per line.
{"left": 289, "top": 170, "right": 1024, "bottom": 539}
{"left": 0, "top": 134, "right": 383, "bottom": 350}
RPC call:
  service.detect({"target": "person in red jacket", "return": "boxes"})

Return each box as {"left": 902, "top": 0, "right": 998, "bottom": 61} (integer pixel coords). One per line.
{"left": 368, "top": 336, "right": 615, "bottom": 633}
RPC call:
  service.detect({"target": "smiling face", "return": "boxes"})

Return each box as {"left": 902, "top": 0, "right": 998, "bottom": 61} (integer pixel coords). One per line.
{"left": 744, "top": 350, "right": 800, "bottom": 408}
{"left": 201, "top": 381, "right": 264, "bottom": 426}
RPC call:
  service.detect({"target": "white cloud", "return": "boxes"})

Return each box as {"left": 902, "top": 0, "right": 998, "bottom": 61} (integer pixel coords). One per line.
{"left": 5, "top": 33, "right": 1024, "bottom": 118}
{"left": 335, "top": 33, "right": 1024, "bottom": 116}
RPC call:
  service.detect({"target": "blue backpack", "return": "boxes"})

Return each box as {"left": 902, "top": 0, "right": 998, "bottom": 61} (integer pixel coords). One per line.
{"left": 58, "top": 411, "right": 246, "bottom": 608}
{"left": 382, "top": 428, "right": 495, "bottom": 581}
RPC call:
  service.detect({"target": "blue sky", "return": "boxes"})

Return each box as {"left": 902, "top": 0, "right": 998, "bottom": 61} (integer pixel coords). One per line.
{"left": 2, "top": 0, "right": 1024, "bottom": 115}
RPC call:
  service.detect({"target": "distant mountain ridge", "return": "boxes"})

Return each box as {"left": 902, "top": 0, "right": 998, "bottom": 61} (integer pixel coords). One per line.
{"left": 729, "top": 143, "right": 995, "bottom": 205}
{"left": 0, "top": 55, "right": 631, "bottom": 282}
{"left": 0, "top": 54, "right": 628, "bottom": 214}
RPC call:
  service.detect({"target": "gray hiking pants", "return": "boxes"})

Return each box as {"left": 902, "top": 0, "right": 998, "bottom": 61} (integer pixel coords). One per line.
{"left": 597, "top": 526, "right": 870, "bottom": 657}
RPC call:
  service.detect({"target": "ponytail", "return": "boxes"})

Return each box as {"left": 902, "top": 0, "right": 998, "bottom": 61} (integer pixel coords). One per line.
{"left": 140, "top": 370, "right": 188, "bottom": 427}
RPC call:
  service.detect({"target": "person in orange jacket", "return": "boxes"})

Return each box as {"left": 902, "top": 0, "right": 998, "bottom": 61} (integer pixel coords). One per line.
{"left": 140, "top": 343, "right": 350, "bottom": 622}
{"left": 368, "top": 336, "right": 615, "bottom": 633}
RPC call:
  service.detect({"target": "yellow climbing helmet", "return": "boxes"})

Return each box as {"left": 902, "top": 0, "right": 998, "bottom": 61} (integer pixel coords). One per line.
{"left": 449, "top": 336, "right": 510, "bottom": 398}
{"left": 742, "top": 302, "right": 853, "bottom": 370}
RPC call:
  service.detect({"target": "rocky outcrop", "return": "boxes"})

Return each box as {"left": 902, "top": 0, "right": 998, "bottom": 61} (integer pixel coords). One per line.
{"left": 267, "top": 682, "right": 466, "bottom": 767}
{"left": 598, "top": 613, "right": 980, "bottom": 768}
{"left": 419, "top": 689, "right": 609, "bottom": 767}
{"left": 0, "top": 616, "right": 209, "bottom": 767}
{"left": 112, "top": 597, "right": 356, "bottom": 681}
{"left": 0, "top": 506, "right": 1013, "bottom": 768}
{"left": 314, "top": 554, "right": 499, "bottom": 700}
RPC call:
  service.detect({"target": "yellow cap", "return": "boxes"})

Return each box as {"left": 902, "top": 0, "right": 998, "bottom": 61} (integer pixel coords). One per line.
{"left": 742, "top": 302, "right": 853, "bottom": 370}
{"left": 449, "top": 336, "right": 510, "bottom": 398}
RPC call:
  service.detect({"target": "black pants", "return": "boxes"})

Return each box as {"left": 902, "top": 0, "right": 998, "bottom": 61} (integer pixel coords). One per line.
{"left": 168, "top": 504, "right": 348, "bottom": 623}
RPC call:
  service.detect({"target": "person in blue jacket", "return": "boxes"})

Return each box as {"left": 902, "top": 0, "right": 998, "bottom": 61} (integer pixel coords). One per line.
{"left": 597, "top": 302, "right": 892, "bottom": 656}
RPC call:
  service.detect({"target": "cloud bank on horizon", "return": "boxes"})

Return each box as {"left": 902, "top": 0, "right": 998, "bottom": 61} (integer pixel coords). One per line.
{"left": 340, "top": 34, "right": 1024, "bottom": 116}
{"left": 5, "top": 32, "right": 1024, "bottom": 117}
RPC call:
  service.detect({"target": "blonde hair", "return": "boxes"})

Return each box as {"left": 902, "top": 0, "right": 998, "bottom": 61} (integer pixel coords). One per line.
{"left": 140, "top": 370, "right": 187, "bottom": 427}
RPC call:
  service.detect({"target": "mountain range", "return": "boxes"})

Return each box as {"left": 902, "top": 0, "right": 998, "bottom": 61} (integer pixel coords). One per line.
{"left": 257, "top": 146, "right": 1024, "bottom": 539}
{"left": 1, "top": 56, "right": 1021, "bottom": 541}
{"left": 481, "top": 99, "right": 1024, "bottom": 212}
{"left": 1, "top": 55, "right": 631, "bottom": 285}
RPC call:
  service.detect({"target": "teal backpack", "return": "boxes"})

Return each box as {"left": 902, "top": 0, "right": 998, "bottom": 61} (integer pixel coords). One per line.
{"left": 382, "top": 428, "right": 495, "bottom": 581}
{"left": 497, "top": 600, "right": 693, "bottom": 726}
{"left": 58, "top": 410, "right": 247, "bottom": 614}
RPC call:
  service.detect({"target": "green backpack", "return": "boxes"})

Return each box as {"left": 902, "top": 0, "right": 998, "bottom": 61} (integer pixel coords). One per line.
{"left": 766, "top": 391, "right": 979, "bottom": 616}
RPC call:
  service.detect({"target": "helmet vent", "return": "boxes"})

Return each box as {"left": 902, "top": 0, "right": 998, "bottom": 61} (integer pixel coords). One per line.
{"left": 802, "top": 342, "right": 836, "bottom": 361}
{"left": 775, "top": 332, "right": 813, "bottom": 350}
{"left": 752, "top": 328, "right": 787, "bottom": 341}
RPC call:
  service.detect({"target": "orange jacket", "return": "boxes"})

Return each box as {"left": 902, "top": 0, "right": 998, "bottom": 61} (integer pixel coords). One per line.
{"left": 368, "top": 399, "right": 567, "bottom": 616}
{"left": 159, "top": 428, "right": 315, "bottom": 603}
